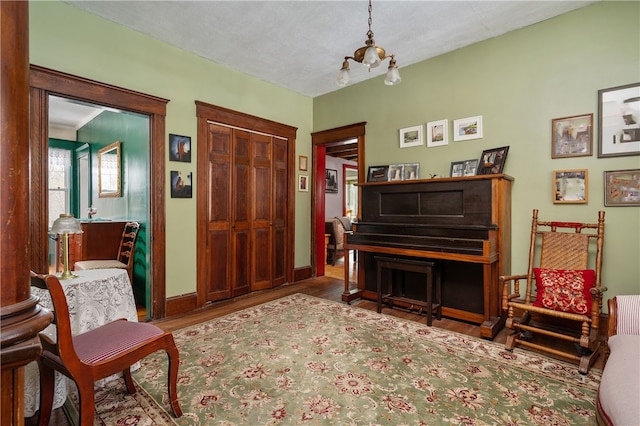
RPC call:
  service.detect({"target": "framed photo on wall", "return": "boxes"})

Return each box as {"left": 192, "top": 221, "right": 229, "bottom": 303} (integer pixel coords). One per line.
{"left": 426, "top": 119, "right": 448, "bottom": 147}
{"left": 169, "top": 134, "right": 191, "bottom": 163}
{"left": 598, "top": 82, "right": 640, "bottom": 158}
{"left": 298, "top": 155, "right": 308, "bottom": 171}
{"left": 553, "top": 169, "right": 588, "bottom": 204}
{"left": 453, "top": 115, "right": 483, "bottom": 141}
{"left": 399, "top": 125, "right": 423, "bottom": 148}
{"left": 325, "top": 169, "right": 338, "bottom": 193}
{"left": 170, "top": 171, "right": 192, "bottom": 198}
{"left": 298, "top": 174, "right": 309, "bottom": 192}
{"left": 604, "top": 169, "right": 640, "bottom": 206}
{"left": 551, "top": 113, "right": 593, "bottom": 158}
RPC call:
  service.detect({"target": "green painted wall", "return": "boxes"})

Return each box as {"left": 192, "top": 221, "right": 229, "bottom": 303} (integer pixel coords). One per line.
{"left": 314, "top": 1, "right": 640, "bottom": 299}
{"left": 30, "top": 1, "right": 314, "bottom": 298}
{"left": 77, "top": 110, "right": 150, "bottom": 305}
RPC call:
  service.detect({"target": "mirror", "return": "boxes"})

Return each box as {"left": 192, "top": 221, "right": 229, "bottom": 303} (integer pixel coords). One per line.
{"left": 98, "top": 141, "right": 121, "bottom": 197}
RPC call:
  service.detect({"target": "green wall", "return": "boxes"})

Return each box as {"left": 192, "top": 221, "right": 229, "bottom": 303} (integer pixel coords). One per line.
{"left": 30, "top": 1, "right": 314, "bottom": 298}
{"left": 314, "top": 1, "right": 640, "bottom": 299}
{"left": 77, "top": 110, "right": 150, "bottom": 305}
{"left": 30, "top": 1, "right": 639, "bottom": 303}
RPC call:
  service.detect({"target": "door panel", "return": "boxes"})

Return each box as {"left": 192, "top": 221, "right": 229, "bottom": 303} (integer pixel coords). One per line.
{"left": 272, "top": 138, "right": 288, "bottom": 286}
{"left": 233, "top": 130, "right": 252, "bottom": 296}
{"left": 251, "top": 133, "right": 272, "bottom": 291}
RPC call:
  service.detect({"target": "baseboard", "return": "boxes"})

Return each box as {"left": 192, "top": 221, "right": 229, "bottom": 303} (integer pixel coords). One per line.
{"left": 165, "top": 292, "right": 198, "bottom": 317}
{"left": 293, "top": 266, "right": 313, "bottom": 282}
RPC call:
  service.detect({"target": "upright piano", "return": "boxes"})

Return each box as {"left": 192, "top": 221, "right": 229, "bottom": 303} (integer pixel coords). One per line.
{"left": 344, "top": 174, "right": 513, "bottom": 339}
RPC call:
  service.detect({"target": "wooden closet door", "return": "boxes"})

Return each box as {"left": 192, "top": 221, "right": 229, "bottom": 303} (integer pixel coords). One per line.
{"left": 232, "top": 129, "right": 252, "bottom": 297}
{"left": 203, "top": 124, "right": 232, "bottom": 301}
{"left": 251, "top": 133, "right": 272, "bottom": 291}
{"left": 271, "top": 138, "right": 288, "bottom": 286}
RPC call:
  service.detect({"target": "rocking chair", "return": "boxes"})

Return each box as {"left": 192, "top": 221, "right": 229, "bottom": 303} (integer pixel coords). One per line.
{"left": 501, "top": 209, "right": 606, "bottom": 374}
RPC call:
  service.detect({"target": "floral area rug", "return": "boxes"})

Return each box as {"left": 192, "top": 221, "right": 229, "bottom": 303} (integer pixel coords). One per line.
{"left": 89, "top": 293, "right": 601, "bottom": 425}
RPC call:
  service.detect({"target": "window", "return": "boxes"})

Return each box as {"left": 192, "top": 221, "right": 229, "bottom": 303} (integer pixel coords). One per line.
{"left": 48, "top": 147, "right": 72, "bottom": 228}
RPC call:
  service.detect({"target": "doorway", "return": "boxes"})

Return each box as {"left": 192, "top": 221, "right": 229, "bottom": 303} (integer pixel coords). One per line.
{"left": 310, "top": 123, "right": 365, "bottom": 293}
{"left": 29, "top": 65, "right": 170, "bottom": 319}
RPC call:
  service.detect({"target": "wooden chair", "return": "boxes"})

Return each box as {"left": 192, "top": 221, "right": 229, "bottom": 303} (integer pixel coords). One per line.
{"left": 326, "top": 217, "right": 355, "bottom": 265}
{"left": 501, "top": 209, "right": 606, "bottom": 374}
{"left": 32, "top": 271, "right": 182, "bottom": 425}
{"left": 74, "top": 221, "right": 140, "bottom": 283}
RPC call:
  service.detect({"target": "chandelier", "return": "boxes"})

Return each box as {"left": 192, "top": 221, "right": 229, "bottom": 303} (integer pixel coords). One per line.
{"left": 336, "top": 0, "right": 401, "bottom": 87}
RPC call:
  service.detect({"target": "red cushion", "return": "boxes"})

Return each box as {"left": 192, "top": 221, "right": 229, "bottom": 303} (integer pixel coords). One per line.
{"left": 533, "top": 268, "right": 595, "bottom": 314}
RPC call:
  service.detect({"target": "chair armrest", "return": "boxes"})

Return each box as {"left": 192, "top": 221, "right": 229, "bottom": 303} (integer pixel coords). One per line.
{"left": 500, "top": 274, "right": 529, "bottom": 311}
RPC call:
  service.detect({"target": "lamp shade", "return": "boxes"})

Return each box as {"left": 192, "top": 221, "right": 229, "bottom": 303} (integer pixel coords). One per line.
{"left": 384, "top": 66, "right": 401, "bottom": 86}
{"left": 51, "top": 213, "right": 83, "bottom": 235}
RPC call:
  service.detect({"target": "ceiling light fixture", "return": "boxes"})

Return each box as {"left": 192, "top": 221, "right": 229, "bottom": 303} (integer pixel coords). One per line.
{"left": 336, "top": 0, "right": 401, "bottom": 87}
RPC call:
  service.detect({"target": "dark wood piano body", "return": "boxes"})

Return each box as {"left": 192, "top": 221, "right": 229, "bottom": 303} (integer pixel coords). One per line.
{"left": 344, "top": 174, "right": 513, "bottom": 339}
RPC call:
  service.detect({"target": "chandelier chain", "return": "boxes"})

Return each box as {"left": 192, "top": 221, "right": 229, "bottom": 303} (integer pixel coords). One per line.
{"left": 367, "top": 0, "right": 373, "bottom": 37}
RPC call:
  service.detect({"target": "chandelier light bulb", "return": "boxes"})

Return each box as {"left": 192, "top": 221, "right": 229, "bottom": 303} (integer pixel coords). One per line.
{"left": 384, "top": 57, "right": 401, "bottom": 85}
{"left": 363, "top": 46, "right": 381, "bottom": 69}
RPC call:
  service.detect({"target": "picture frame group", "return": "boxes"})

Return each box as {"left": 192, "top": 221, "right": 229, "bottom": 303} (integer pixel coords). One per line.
{"left": 367, "top": 163, "right": 420, "bottom": 182}
{"left": 449, "top": 146, "right": 509, "bottom": 177}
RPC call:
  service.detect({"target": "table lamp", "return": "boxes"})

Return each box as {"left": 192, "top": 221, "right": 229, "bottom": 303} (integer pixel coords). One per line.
{"left": 51, "top": 213, "right": 83, "bottom": 280}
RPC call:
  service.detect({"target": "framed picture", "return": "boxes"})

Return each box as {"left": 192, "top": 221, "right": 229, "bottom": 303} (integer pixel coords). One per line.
{"left": 399, "top": 125, "right": 423, "bottom": 148}
{"left": 598, "top": 82, "right": 640, "bottom": 158}
{"left": 426, "top": 119, "right": 448, "bottom": 147}
{"left": 403, "top": 163, "right": 420, "bottom": 180}
{"left": 477, "top": 146, "right": 509, "bottom": 175}
{"left": 325, "top": 168, "right": 338, "bottom": 193}
{"left": 388, "top": 164, "right": 405, "bottom": 181}
{"left": 298, "top": 155, "right": 308, "bottom": 171}
{"left": 604, "top": 169, "right": 640, "bottom": 206}
{"left": 170, "top": 171, "right": 192, "bottom": 198}
{"left": 553, "top": 169, "right": 588, "bottom": 204}
{"left": 298, "top": 174, "right": 309, "bottom": 192}
{"left": 367, "top": 165, "right": 389, "bottom": 182}
{"left": 453, "top": 115, "right": 483, "bottom": 141}
{"left": 169, "top": 134, "right": 191, "bottom": 163}
{"left": 463, "top": 159, "right": 479, "bottom": 176}
{"left": 450, "top": 161, "right": 465, "bottom": 177}
{"left": 551, "top": 113, "right": 593, "bottom": 158}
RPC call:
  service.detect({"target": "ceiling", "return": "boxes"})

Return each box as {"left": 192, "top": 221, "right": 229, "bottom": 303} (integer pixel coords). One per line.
{"left": 55, "top": 1, "right": 596, "bottom": 163}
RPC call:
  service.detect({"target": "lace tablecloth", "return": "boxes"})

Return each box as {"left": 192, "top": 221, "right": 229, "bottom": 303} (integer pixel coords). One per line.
{"left": 24, "top": 268, "right": 138, "bottom": 418}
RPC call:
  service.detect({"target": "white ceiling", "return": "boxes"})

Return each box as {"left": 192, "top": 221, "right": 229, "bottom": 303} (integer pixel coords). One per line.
{"left": 65, "top": 0, "right": 597, "bottom": 99}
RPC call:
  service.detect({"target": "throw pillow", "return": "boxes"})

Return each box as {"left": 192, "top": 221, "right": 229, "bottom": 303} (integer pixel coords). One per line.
{"left": 533, "top": 268, "right": 596, "bottom": 315}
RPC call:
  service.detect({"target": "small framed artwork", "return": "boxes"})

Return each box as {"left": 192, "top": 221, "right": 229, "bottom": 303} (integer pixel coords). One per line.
{"left": 477, "top": 146, "right": 509, "bottom": 175}
{"left": 426, "top": 119, "right": 448, "bottom": 147}
{"left": 553, "top": 169, "right": 588, "bottom": 204}
{"left": 367, "top": 165, "right": 389, "bottom": 182}
{"left": 598, "top": 82, "right": 640, "bottom": 158}
{"left": 325, "top": 168, "right": 338, "bottom": 193}
{"left": 551, "top": 113, "right": 593, "bottom": 158}
{"left": 403, "top": 163, "right": 420, "bottom": 180}
{"left": 399, "top": 125, "right": 423, "bottom": 148}
{"left": 463, "top": 159, "right": 479, "bottom": 176}
{"left": 604, "top": 169, "right": 640, "bottom": 206}
{"left": 170, "top": 171, "right": 192, "bottom": 198}
{"left": 169, "top": 134, "right": 191, "bottom": 163}
{"left": 388, "top": 164, "right": 405, "bottom": 181}
{"left": 453, "top": 115, "right": 483, "bottom": 141}
{"left": 298, "top": 155, "right": 308, "bottom": 171}
{"left": 450, "top": 161, "right": 465, "bottom": 177}
{"left": 298, "top": 174, "right": 309, "bottom": 192}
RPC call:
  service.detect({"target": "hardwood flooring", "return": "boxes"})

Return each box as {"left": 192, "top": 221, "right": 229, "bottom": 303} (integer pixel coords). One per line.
{"left": 27, "top": 259, "right": 605, "bottom": 425}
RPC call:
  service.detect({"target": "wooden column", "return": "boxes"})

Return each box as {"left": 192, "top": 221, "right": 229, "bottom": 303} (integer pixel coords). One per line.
{"left": 1, "top": 2, "right": 52, "bottom": 424}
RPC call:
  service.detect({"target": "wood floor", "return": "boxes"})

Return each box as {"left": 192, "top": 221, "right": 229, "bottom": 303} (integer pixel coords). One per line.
{"left": 28, "top": 258, "right": 605, "bottom": 425}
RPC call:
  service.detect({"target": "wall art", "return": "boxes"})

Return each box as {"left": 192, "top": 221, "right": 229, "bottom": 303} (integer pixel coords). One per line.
{"left": 170, "top": 170, "right": 192, "bottom": 198}
{"left": 399, "top": 125, "right": 423, "bottom": 148}
{"left": 426, "top": 119, "right": 448, "bottom": 147}
{"left": 553, "top": 169, "right": 588, "bottom": 204}
{"left": 598, "top": 82, "right": 640, "bottom": 158}
{"left": 551, "top": 113, "right": 593, "bottom": 158}
{"left": 169, "top": 133, "right": 191, "bottom": 163}
{"left": 604, "top": 169, "right": 640, "bottom": 206}
{"left": 453, "top": 115, "right": 483, "bottom": 141}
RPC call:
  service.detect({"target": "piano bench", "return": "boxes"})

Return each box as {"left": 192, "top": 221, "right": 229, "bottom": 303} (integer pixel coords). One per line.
{"left": 375, "top": 256, "right": 442, "bottom": 326}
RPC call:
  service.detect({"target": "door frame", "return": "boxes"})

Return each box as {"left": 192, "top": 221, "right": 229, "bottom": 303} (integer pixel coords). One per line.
{"left": 29, "top": 65, "right": 170, "bottom": 318}
{"left": 311, "top": 122, "right": 366, "bottom": 279}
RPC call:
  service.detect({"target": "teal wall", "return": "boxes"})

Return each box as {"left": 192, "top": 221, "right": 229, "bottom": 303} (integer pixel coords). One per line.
{"left": 77, "top": 110, "right": 150, "bottom": 305}
{"left": 314, "top": 1, "right": 640, "bottom": 298}
{"left": 30, "top": 0, "right": 314, "bottom": 298}
{"left": 30, "top": 1, "right": 639, "bottom": 302}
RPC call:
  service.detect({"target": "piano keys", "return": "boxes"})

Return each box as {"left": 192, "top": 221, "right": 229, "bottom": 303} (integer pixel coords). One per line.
{"left": 344, "top": 174, "right": 513, "bottom": 339}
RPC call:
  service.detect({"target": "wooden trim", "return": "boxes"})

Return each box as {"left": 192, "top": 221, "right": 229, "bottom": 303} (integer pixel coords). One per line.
{"left": 28, "top": 66, "right": 169, "bottom": 319}
{"left": 293, "top": 266, "right": 313, "bottom": 282}
{"left": 165, "top": 293, "right": 199, "bottom": 318}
